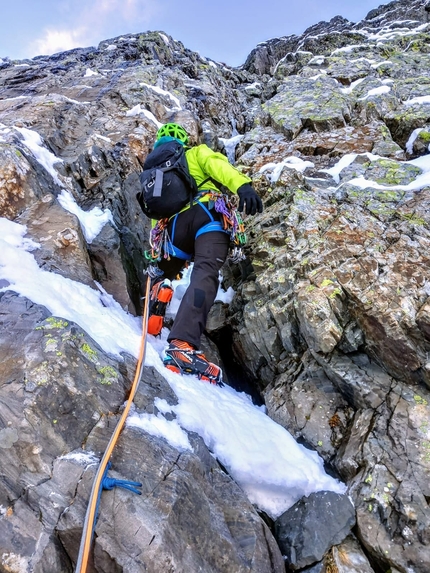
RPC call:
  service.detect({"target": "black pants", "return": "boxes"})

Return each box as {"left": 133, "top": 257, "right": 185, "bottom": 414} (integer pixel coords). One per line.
{"left": 157, "top": 203, "right": 230, "bottom": 348}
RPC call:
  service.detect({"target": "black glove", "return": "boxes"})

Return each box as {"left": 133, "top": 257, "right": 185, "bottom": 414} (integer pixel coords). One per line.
{"left": 237, "top": 183, "right": 263, "bottom": 216}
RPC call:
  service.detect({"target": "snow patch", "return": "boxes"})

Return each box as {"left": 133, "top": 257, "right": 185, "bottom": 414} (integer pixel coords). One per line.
{"left": 84, "top": 68, "right": 99, "bottom": 77}
{"left": 57, "top": 190, "right": 114, "bottom": 244}
{"left": 406, "top": 128, "right": 423, "bottom": 154}
{"left": 359, "top": 85, "right": 391, "bottom": 100}
{"left": 125, "top": 104, "right": 162, "bottom": 127}
{"left": 14, "top": 126, "right": 63, "bottom": 185}
{"left": 404, "top": 95, "right": 430, "bottom": 106}
{"left": 60, "top": 451, "right": 99, "bottom": 465}
{"left": 339, "top": 78, "right": 365, "bottom": 95}
{"left": 140, "top": 83, "right": 181, "bottom": 110}
{"left": 259, "top": 156, "right": 314, "bottom": 183}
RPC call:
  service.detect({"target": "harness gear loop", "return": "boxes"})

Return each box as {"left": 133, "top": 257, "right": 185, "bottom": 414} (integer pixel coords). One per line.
{"left": 145, "top": 192, "right": 247, "bottom": 266}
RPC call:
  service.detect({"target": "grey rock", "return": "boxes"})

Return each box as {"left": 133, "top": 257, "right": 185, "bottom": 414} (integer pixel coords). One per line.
{"left": 274, "top": 491, "right": 356, "bottom": 570}
{"left": 332, "top": 535, "right": 376, "bottom": 573}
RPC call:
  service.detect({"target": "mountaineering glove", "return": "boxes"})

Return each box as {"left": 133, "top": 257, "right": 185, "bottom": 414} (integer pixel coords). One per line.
{"left": 237, "top": 183, "right": 263, "bottom": 216}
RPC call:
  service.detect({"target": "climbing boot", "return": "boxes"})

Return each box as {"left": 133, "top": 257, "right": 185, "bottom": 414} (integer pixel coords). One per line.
{"left": 147, "top": 279, "right": 174, "bottom": 336}
{"left": 163, "top": 339, "right": 223, "bottom": 385}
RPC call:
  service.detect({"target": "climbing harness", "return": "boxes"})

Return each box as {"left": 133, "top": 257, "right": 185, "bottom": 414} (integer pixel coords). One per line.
{"left": 75, "top": 276, "right": 151, "bottom": 573}
{"left": 144, "top": 192, "right": 247, "bottom": 264}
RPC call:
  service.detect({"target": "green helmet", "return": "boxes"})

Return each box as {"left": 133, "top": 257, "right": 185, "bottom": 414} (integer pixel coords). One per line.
{"left": 156, "top": 123, "right": 188, "bottom": 144}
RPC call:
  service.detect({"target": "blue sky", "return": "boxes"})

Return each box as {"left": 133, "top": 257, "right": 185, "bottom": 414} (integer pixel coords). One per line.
{"left": 1, "top": 0, "right": 392, "bottom": 66}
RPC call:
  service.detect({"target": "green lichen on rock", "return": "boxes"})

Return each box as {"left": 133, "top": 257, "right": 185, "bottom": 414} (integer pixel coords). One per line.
{"left": 44, "top": 337, "right": 59, "bottom": 354}
{"left": 27, "top": 361, "right": 50, "bottom": 387}
{"left": 36, "top": 317, "right": 69, "bottom": 330}
{"left": 98, "top": 365, "right": 118, "bottom": 385}
{"left": 365, "top": 158, "right": 421, "bottom": 186}
{"left": 263, "top": 76, "right": 349, "bottom": 138}
{"left": 414, "top": 394, "right": 428, "bottom": 406}
{"left": 81, "top": 343, "right": 99, "bottom": 363}
{"left": 418, "top": 130, "right": 430, "bottom": 143}
{"left": 400, "top": 213, "right": 426, "bottom": 226}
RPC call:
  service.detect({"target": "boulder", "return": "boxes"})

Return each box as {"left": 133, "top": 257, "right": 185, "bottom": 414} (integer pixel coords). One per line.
{"left": 274, "top": 491, "right": 355, "bottom": 570}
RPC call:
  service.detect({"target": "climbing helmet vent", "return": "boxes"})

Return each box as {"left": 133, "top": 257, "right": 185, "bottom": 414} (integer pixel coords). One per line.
{"left": 156, "top": 123, "right": 188, "bottom": 144}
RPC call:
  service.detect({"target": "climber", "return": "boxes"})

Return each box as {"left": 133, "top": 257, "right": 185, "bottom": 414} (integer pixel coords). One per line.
{"left": 141, "top": 122, "right": 263, "bottom": 385}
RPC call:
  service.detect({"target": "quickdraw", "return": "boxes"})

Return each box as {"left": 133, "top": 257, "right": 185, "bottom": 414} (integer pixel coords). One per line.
{"left": 209, "top": 192, "right": 246, "bottom": 246}
{"left": 144, "top": 218, "right": 173, "bottom": 263}
{"left": 209, "top": 192, "right": 247, "bottom": 263}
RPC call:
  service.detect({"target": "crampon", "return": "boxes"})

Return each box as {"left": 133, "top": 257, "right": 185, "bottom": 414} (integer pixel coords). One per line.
{"left": 163, "top": 339, "right": 223, "bottom": 386}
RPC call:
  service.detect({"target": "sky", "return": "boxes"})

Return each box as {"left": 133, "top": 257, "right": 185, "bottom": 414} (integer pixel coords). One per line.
{"left": 1, "top": 0, "right": 392, "bottom": 67}
{"left": 1, "top": 122, "right": 430, "bottom": 517}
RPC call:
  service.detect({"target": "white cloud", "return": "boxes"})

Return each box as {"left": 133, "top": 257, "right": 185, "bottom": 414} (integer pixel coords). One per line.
{"left": 32, "top": 28, "right": 88, "bottom": 56}
{"left": 28, "top": 0, "right": 160, "bottom": 57}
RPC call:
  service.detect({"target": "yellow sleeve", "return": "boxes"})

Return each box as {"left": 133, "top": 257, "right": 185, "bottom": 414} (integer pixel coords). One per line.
{"left": 186, "top": 144, "right": 251, "bottom": 193}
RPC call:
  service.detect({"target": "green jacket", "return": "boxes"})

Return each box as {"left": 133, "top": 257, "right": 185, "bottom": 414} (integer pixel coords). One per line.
{"left": 151, "top": 142, "right": 251, "bottom": 225}
{"left": 185, "top": 144, "right": 251, "bottom": 198}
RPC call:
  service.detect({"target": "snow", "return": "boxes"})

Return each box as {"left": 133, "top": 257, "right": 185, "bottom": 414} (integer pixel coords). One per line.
{"left": 7, "top": 125, "right": 114, "bottom": 246}
{"left": 345, "top": 154, "right": 430, "bottom": 192}
{"left": 84, "top": 68, "right": 99, "bottom": 77}
{"left": 359, "top": 21, "right": 430, "bottom": 44}
{"left": 406, "top": 128, "right": 423, "bottom": 154}
{"left": 60, "top": 451, "right": 99, "bottom": 465}
{"left": 219, "top": 134, "right": 244, "bottom": 164}
{"left": 359, "top": 85, "right": 391, "bottom": 100}
{"left": 259, "top": 156, "right": 314, "bottom": 183}
{"left": 0, "top": 123, "right": 11, "bottom": 141}
{"left": 127, "top": 401, "right": 192, "bottom": 452}
{"left": 0, "top": 217, "right": 345, "bottom": 519}
{"left": 321, "top": 152, "right": 380, "bottom": 184}
{"left": 308, "top": 55, "right": 325, "bottom": 65}
{"left": 125, "top": 104, "right": 162, "bottom": 127}
{"left": 371, "top": 60, "right": 393, "bottom": 69}
{"left": 57, "top": 190, "right": 114, "bottom": 244}
{"left": 331, "top": 44, "right": 368, "bottom": 54}
{"left": 404, "top": 95, "right": 430, "bottom": 106}
{"left": 14, "top": 126, "right": 63, "bottom": 185}
{"left": 105, "top": 44, "right": 117, "bottom": 51}
{"left": 339, "top": 78, "right": 365, "bottom": 95}
{"left": 244, "top": 82, "right": 261, "bottom": 91}
{"left": 140, "top": 83, "right": 181, "bottom": 110}
{"left": 94, "top": 133, "right": 112, "bottom": 143}
{"left": 62, "top": 96, "right": 90, "bottom": 105}
{"left": 0, "top": 95, "right": 28, "bottom": 102}
{"left": 0, "top": 218, "right": 142, "bottom": 359}
{"left": 310, "top": 72, "right": 327, "bottom": 80}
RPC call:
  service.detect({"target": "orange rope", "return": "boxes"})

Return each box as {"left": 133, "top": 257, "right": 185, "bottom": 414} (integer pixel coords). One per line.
{"left": 75, "top": 276, "right": 151, "bottom": 572}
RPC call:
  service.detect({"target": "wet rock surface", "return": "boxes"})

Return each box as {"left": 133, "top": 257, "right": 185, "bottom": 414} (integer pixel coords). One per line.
{"left": 1, "top": 0, "right": 430, "bottom": 571}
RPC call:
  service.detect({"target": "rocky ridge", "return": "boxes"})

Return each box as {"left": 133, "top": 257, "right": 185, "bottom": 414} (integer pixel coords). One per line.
{"left": 1, "top": 0, "right": 430, "bottom": 571}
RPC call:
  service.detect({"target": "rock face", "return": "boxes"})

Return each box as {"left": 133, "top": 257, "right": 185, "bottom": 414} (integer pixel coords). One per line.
{"left": 274, "top": 491, "right": 356, "bottom": 570}
{"left": 1, "top": 0, "right": 430, "bottom": 571}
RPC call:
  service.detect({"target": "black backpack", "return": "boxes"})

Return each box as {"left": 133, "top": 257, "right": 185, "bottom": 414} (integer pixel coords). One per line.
{"left": 136, "top": 141, "right": 198, "bottom": 220}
